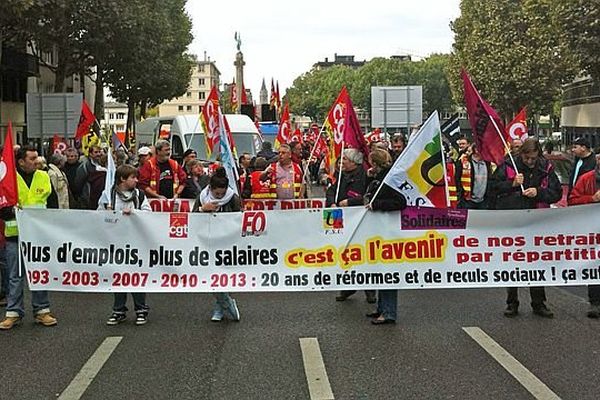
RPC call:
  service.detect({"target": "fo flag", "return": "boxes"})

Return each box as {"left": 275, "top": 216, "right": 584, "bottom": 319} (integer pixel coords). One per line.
{"left": 382, "top": 111, "right": 447, "bottom": 208}
{"left": 461, "top": 70, "right": 507, "bottom": 165}
{"left": 441, "top": 113, "right": 460, "bottom": 139}
{"left": 274, "top": 103, "right": 290, "bottom": 149}
{"left": 75, "top": 100, "right": 96, "bottom": 140}
{"left": 0, "top": 122, "right": 18, "bottom": 208}
{"left": 506, "top": 107, "right": 528, "bottom": 142}
{"left": 201, "top": 86, "right": 220, "bottom": 156}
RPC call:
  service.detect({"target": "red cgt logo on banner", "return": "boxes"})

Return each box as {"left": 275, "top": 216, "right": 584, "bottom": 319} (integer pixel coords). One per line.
{"left": 0, "top": 122, "right": 18, "bottom": 208}
{"left": 169, "top": 213, "right": 189, "bottom": 238}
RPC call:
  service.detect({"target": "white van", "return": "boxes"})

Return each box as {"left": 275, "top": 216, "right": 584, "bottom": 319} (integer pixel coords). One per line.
{"left": 136, "top": 114, "right": 262, "bottom": 162}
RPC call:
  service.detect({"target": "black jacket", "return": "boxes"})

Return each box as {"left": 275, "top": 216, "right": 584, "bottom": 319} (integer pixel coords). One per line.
{"left": 490, "top": 157, "right": 561, "bottom": 210}
{"left": 325, "top": 167, "right": 367, "bottom": 207}
{"left": 363, "top": 167, "right": 407, "bottom": 211}
{"left": 568, "top": 152, "right": 596, "bottom": 192}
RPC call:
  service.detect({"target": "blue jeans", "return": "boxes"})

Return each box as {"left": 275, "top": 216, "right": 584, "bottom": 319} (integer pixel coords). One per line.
{"left": 0, "top": 245, "right": 7, "bottom": 297}
{"left": 112, "top": 293, "right": 148, "bottom": 315}
{"left": 5, "top": 241, "right": 51, "bottom": 318}
{"left": 376, "top": 290, "right": 398, "bottom": 321}
{"left": 213, "top": 293, "right": 233, "bottom": 312}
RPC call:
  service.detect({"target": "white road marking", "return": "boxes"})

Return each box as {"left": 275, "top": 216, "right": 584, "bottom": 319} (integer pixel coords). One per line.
{"left": 58, "top": 336, "right": 123, "bottom": 400}
{"left": 463, "top": 327, "right": 561, "bottom": 400}
{"left": 299, "top": 337, "right": 335, "bottom": 400}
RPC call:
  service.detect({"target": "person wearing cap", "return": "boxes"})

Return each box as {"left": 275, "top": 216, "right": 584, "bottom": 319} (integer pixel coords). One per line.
{"left": 137, "top": 146, "right": 152, "bottom": 168}
{"left": 182, "top": 149, "right": 197, "bottom": 169}
{"left": 569, "top": 137, "right": 596, "bottom": 195}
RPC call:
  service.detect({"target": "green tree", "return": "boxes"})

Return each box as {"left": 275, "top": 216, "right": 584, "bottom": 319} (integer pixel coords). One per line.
{"left": 286, "top": 56, "right": 455, "bottom": 122}
{"left": 103, "top": 0, "right": 193, "bottom": 131}
{"left": 450, "top": 0, "right": 578, "bottom": 118}
{"left": 559, "top": 1, "right": 600, "bottom": 82}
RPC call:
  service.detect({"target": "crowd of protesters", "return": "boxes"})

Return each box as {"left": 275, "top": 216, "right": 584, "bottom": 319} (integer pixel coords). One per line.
{"left": 0, "top": 129, "right": 599, "bottom": 330}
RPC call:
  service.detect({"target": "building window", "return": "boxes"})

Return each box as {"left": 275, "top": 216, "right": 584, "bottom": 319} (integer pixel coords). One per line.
{"left": 109, "top": 113, "right": 115, "bottom": 119}
{"left": 198, "top": 78, "right": 205, "bottom": 86}
{"left": 186, "top": 92, "right": 191, "bottom": 97}
{"left": 178, "top": 106, "right": 184, "bottom": 111}
{"left": 186, "top": 105, "right": 192, "bottom": 111}
{"left": 198, "top": 64, "right": 205, "bottom": 73}
{"left": 199, "top": 91, "right": 205, "bottom": 100}
{"left": 117, "top": 112, "right": 125, "bottom": 119}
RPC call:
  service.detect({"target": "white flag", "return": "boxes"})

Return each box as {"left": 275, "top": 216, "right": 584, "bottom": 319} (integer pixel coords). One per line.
{"left": 381, "top": 111, "right": 448, "bottom": 208}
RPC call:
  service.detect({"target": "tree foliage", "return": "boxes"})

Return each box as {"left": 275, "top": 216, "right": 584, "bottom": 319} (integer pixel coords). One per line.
{"left": 559, "top": 1, "right": 600, "bottom": 82}
{"left": 2, "top": 0, "right": 193, "bottom": 126}
{"left": 285, "top": 55, "right": 454, "bottom": 122}
{"left": 449, "top": 0, "right": 578, "bottom": 118}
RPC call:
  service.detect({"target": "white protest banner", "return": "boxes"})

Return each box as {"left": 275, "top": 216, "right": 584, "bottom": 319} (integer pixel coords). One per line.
{"left": 17, "top": 204, "right": 600, "bottom": 292}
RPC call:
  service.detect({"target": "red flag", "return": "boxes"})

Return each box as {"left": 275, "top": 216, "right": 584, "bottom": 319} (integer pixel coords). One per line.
{"left": 461, "top": 70, "right": 507, "bottom": 165}
{"left": 323, "top": 87, "right": 348, "bottom": 166}
{"left": 269, "top": 79, "right": 276, "bottom": 109}
{"left": 275, "top": 81, "right": 281, "bottom": 109}
{"left": 342, "top": 91, "right": 370, "bottom": 164}
{"left": 290, "top": 128, "right": 303, "bottom": 144}
{"left": 222, "top": 115, "right": 237, "bottom": 158}
{"left": 51, "top": 134, "right": 68, "bottom": 155}
{"left": 0, "top": 122, "right": 18, "bottom": 208}
{"left": 75, "top": 100, "right": 96, "bottom": 140}
{"left": 241, "top": 83, "right": 248, "bottom": 105}
{"left": 506, "top": 107, "right": 528, "bottom": 142}
{"left": 230, "top": 81, "right": 238, "bottom": 112}
{"left": 274, "top": 103, "right": 290, "bottom": 149}
{"left": 201, "top": 86, "right": 220, "bottom": 156}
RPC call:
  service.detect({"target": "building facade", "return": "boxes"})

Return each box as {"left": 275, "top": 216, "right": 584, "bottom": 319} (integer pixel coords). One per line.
{"left": 561, "top": 76, "right": 600, "bottom": 150}
{"left": 1, "top": 42, "right": 95, "bottom": 143}
{"left": 158, "top": 59, "right": 220, "bottom": 117}
{"left": 102, "top": 102, "right": 128, "bottom": 133}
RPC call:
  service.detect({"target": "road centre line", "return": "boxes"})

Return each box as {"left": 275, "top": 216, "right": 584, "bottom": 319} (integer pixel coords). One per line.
{"left": 58, "top": 336, "right": 123, "bottom": 400}
{"left": 463, "top": 327, "right": 561, "bottom": 400}
{"left": 299, "top": 337, "right": 335, "bottom": 400}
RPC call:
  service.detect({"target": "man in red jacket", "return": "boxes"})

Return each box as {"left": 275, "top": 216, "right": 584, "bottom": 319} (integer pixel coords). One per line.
{"left": 138, "top": 140, "right": 187, "bottom": 199}
{"left": 568, "top": 157, "right": 600, "bottom": 318}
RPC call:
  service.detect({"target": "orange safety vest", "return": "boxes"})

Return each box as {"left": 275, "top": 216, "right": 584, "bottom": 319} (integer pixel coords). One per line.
{"left": 446, "top": 162, "right": 458, "bottom": 208}
{"left": 268, "top": 162, "right": 303, "bottom": 199}
{"left": 148, "top": 158, "right": 182, "bottom": 194}
{"left": 459, "top": 155, "right": 472, "bottom": 201}
{"left": 250, "top": 171, "right": 271, "bottom": 199}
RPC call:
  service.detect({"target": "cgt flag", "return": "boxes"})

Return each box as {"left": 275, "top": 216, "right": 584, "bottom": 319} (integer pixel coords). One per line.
{"left": 382, "top": 111, "right": 447, "bottom": 208}
{"left": 323, "top": 87, "right": 348, "bottom": 168}
{"left": 506, "top": 107, "right": 528, "bottom": 142}
{"left": 0, "top": 122, "right": 18, "bottom": 208}
{"left": 201, "top": 86, "right": 220, "bottom": 156}
{"left": 461, "top": 70, "right": 507, "bottom": 165}
{"left": 274, "top": 103, "right": 291, "bottom": 149}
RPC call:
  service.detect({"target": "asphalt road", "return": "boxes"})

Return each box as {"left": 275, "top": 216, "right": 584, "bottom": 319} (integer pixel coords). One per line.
{"left": 2, "top": 284, "right": 600, "bottom": 400}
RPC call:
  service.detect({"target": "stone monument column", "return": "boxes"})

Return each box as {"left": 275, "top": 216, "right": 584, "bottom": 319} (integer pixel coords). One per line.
{"left": 234, "top": 32, "right": 245, "bottom": 114}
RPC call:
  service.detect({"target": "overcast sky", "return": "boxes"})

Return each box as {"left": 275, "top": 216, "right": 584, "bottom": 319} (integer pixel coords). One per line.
{"left": 186, "top": 0, "right": 461, "bottom": 101}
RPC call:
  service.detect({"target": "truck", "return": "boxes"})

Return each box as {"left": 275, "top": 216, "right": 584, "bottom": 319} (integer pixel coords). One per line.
{"left": 135, "top": 114, "right": 262, "bottom": 163}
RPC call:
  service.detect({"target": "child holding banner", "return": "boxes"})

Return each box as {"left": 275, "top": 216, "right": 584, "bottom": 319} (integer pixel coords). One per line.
{"left": 99, "top": 164, "right": 151, "bottom": 325}
{"left": 193, "top": 168, "right": 241, "bottom": 322}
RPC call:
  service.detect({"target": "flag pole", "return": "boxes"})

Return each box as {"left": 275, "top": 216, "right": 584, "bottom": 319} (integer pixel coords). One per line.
{"left": 438, "top": 124, "right": 450, "bottom": 208}
{"left": 488, "top": 114, "right": 524, "bottom": 192}
{"left": 334, "top": 141, "right": 345, "bottom": 204}
{"left": 300, "top": 124, "right": 328, "bottom": 199}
